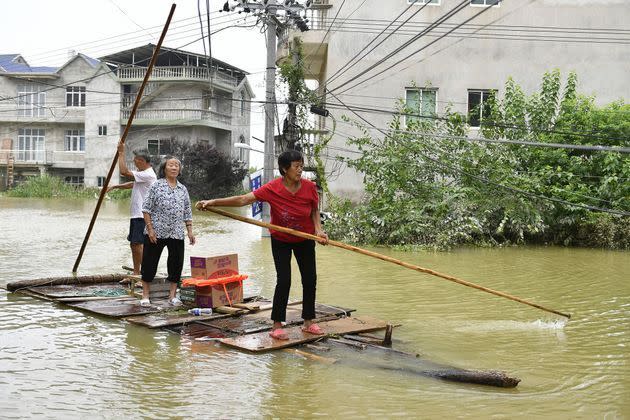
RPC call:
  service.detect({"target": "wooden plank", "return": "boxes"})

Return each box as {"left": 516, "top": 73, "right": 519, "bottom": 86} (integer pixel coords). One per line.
{"left": 67, "top": 298, "right": 173, "bottom": 317}
{"left": 26, "top": 283, "right": 129, "bottom": 299}
{"left": 7, "top": 274, "right": 126, "bottom": 292}
{"left": 125, "top": 311, "right": 232, "bottom": 329}
{"left": 56, "top": 296, "right": 137, "bottom": 303}
{"left": 220, "top": 316, "right": 388, "bottom": 353}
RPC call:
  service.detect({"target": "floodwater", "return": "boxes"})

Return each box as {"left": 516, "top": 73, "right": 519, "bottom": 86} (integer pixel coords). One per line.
{"left": 0, "top": 197, "right": 628, "bottom": 419}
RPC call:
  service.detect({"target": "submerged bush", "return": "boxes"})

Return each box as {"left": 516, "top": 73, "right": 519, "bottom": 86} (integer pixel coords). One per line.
{"left": 6, "top": 174, "right": 95, "bottom": 198}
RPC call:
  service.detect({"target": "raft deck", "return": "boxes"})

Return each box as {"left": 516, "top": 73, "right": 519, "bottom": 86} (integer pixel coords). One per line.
{"left": 5, "top": 274, "right": 520, "bottom": 388}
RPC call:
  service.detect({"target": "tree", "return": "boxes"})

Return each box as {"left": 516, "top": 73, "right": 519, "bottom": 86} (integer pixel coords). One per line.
{"left": 159, "top": 140, "right": 248, "bottom": 199}
{"left": 327, "top": 71, "right": 630, "bottom": 249}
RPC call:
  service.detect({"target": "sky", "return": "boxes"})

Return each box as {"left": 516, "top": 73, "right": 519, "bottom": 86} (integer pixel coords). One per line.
{"left": 2, "top": 0, "right": 269, "bottom": 167}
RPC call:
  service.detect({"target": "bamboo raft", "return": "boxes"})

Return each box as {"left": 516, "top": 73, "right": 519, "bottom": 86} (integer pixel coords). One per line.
{"left": 5, "top": 273, "right": 520, "bottom": 388}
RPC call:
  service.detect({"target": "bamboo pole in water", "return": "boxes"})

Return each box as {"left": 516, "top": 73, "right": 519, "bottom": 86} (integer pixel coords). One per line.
{"left": 72, "top": 4, "right": 177, "bottom": 274}
{"left": 203, "top": 207, "right": 571, "bottom": 319}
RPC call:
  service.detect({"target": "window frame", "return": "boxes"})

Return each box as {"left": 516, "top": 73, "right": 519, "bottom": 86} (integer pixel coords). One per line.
{"left": 97, "top": 176, "right": 106, "bottom": 187}
{"left": 98, "top": 125, "right": 107, "bottom": 136}
{"left": 66, "top": 86, "right": 86, "bottom": 107}
{"left": 64, "top": 176, "right": 84, "bottom": 186}
{"left": 64, "top": 129, "right": 85, "bottom": 152}
{"left": 467, "top": 89, "right": 496, "bottom": 128}
{"left": 147, "top": 139, "right": 169, "bottom": 157}
{"left": 470, "top": 0, "right": 501, "bottom": 7}
{"left": 404, "top": 87, "right": 438, "bottom": 126}
{"left": 17, "top": 128, "right": 45, "bottom": 161}
{"left": 17, "top": 84, "right": 46, "bottom": 117}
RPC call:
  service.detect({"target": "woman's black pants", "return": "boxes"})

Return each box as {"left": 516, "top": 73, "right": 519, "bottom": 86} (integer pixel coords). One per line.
{"left": 270, "top": 238, "right": 317, "bottom": 323}
{"left": 141, "top": 236, "right": 185, "bottom": 284}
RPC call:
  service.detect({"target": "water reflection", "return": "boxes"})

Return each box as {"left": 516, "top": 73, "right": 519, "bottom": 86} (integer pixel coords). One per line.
{"left": 0, "top": 197, "right": 628, "bottom": 418}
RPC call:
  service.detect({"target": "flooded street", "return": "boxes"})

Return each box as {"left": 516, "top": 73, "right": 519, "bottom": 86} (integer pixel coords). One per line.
{"left": 1, "top": 197, "right": 628, "bottom": 418}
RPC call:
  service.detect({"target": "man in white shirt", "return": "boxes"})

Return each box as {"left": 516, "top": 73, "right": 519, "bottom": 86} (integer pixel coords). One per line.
{"left": 108, "top": 143, "right": 157, "bottom": 275}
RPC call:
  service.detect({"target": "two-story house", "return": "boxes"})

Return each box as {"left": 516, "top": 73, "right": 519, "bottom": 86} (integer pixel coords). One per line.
{"left": 0, "top": 44, "right": 253, "bottom": 189}
{"left": 278, "top": 0, "right": 630, "bottom": 201}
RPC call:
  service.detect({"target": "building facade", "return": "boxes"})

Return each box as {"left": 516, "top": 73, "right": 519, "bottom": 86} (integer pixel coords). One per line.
{"left": 0, "top": 44, "right": 253, "bottom": 189}
{"left": 278, "top": 0, "right": 630, "bottom": 201}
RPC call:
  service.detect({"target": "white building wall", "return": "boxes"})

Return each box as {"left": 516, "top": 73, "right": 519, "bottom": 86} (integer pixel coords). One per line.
{"left": 85, "top": 65, "right": 121, "bottom": 187}
{"left": 320, "top": 0, "right": 630, "bottom": 200}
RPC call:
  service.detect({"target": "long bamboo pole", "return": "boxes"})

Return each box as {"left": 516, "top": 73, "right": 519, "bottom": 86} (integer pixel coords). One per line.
{"left": 204, "top": 207, "right": 571, "bottom": 319}
{"left": 72, "top": 4, "right": 177, "bottom": 274}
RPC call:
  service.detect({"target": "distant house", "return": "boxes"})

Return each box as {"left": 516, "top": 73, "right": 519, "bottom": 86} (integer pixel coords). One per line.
{"left": 0, "top": 44, "right": 253, "bottom": 189}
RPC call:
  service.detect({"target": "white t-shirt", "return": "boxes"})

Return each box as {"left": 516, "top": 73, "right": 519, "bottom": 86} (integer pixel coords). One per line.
{"left": 130, "top": 167, "right": 157, "bottom": 219}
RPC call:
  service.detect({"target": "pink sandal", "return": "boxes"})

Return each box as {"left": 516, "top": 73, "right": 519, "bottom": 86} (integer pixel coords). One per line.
{"left": 301, "top": 323, "right": 324, "bottom": 335}
{"left": 269, "top": 328, "right": 289, "bottom": 340}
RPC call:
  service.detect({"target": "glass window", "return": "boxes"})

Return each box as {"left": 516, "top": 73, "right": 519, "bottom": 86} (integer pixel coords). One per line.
{"left": 98, "top": 125, "right": 107, "bottom": 136}
{"left": 65, "top": 129, "right": 85, "bottom": 151}
{"left": 97, "top": 176, "right": 106, "bottom": 187}
{"left": 471, "top": 0, "right": 500, "bottom": 6}
{"left": 17, "top": 84, "right": 46, "bottom": 117}
{"left": 408, "top": 0, "right": 439, "bottom": 4}
{"left": 405, "top": 88, "right": 437, "bottom": 125}
{"left": 467, "top": 90, "right": 495, "bottom": 128}
{"left": 65, "top": 176, "right": 84, "bottom": 186}
{"left": 66, "top": 86, "right": 86, "bottom": 107}
{"left": 17, "top": 128, "right": 45, "bottom": 161}
{"left": 148, "top": 139, "right": 169, "bottom": 156}
{"left": 240, "top": 91, "right": 247, "bottom": 116}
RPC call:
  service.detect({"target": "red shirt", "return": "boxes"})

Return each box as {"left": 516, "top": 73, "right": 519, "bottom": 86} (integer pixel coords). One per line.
{"left": 253, "top": 177, "right": 319, "bottom": 243}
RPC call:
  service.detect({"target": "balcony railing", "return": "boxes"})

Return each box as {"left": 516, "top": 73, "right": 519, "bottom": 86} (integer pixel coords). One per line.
{"left": 117, "top": 66, "right": 237, "bottom": 87}
{"left": 0, "top": 149, "right": 85, "bottom": 167}
{"left": 121, "top": 108, "right": 231, "bottom": 125}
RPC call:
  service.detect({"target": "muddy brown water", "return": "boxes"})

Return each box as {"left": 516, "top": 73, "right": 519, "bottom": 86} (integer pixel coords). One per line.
{"left": 1, "top": 197, "right": 628, "bottom": 418}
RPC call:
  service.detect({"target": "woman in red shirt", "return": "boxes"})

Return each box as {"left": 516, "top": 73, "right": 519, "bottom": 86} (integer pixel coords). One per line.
{"left": 196, "top": 150, "right": 328, "bottom": 340}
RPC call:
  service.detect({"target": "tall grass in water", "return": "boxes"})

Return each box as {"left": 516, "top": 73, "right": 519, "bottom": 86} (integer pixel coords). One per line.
{"left": 4, "top": 175, "right": 120, "bottom": 199}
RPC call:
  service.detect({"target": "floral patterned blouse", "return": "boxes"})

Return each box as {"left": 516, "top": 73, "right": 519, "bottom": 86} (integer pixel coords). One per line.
{"left": 142, "top": 178, "right": 192, "bottom": 240}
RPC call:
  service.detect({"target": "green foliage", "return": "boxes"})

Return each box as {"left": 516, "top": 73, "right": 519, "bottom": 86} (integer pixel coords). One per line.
{"left": 328, "top": 70, "right": 630, "bottom": 249}
{"left": 160, "top": 139, "right": 248, "bottom": 199}
{"left": 6, "top": 174, "right": 96, "bottom": 198}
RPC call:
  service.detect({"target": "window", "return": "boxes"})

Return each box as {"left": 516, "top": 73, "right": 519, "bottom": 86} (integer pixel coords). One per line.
{"left": 408, "top": 0, "right": 439, "bottom": 4}
{"left": 98, "top": 125, "right": 107, "bottom": 136}
{"left": 17, "top": 128, "right": 45, "bottom": 161}
{"left": 65, "top": 176, "right": 84, "bottom": 186}
{"left": 17, "top": 84, "right": 46, "bottom": 117}
{"left": 405, "top": 88, "right": 437, "bottom": 125}
{"left": 66, "top": 86, "right": 86, "bottom": 107}
{"left": 471, "top": 0, "right": 500, "bottom": 6}
{"left": 97, "top": 176, "right": 106, "bottom": 187}
{"left": 240, "top": 91, "right": 247, "bottom": 116}
{"left": 467, "top": 90, "right": 495, "bottom": 128}
{"left": 65, "top": 129, "right": 85, "bottom": 152}
{"left": 147, "top": 139, "right": 168, "bottom": 156}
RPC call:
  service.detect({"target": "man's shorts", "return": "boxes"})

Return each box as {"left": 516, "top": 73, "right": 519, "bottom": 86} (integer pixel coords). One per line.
{"left": 127, "top": 218, "right": 146, "bottom": 244}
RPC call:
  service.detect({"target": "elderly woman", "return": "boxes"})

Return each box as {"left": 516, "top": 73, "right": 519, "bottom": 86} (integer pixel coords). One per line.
{"left": 196, "top": 150, "right": 328, "bottom": 340}
{"left": 140, "top": 156, "right": 195, "bottom": 307}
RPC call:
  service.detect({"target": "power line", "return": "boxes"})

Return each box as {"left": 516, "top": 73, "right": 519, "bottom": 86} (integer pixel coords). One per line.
{"left": 331, "top": 1, "right": 501, "bottom": 96}
{"left": 328, "top": 0, "right": 471, "bottom": 94}
{"left": 326, "top": 0, "right": 433, "bottom": 86}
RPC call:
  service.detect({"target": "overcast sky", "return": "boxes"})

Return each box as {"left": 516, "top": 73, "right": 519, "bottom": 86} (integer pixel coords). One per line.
{"left": 2, "top": 0, "right": 268, "bottom": 167}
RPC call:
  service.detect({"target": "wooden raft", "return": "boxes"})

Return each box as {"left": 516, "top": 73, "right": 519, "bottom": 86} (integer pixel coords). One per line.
{"left": 220, "top": 316, "right": 388, "bottom": 352}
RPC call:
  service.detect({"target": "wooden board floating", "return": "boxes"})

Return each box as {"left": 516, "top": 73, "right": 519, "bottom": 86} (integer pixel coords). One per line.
{"left": 6, "top": 274, "right": 126, "bottom": 292}
{"left": 68, "top": 298, "right": 171, "bottom": 317}
{"left": 220, "top": 316, "right": 388, "bottom": 353}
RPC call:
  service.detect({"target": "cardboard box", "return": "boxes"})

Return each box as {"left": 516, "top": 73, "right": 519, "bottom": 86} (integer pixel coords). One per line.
{"left": 190, "top": 254, "right": 239, "bottom": 280}
{"left": 195, "top": 281, "right": 243, "bottom": 308}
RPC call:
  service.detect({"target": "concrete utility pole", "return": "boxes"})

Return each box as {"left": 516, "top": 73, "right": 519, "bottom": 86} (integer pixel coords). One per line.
{"left": 223, "top": 0, "right": 313, "bottom": 226}
{"left": 263, "top": 1, "right": 278, "bottom": 226}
